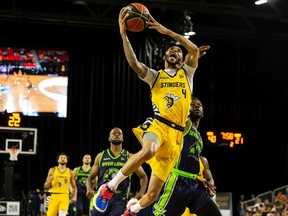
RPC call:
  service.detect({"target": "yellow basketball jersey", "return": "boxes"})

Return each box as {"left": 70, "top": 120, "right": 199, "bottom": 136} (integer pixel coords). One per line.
{"left": 50, "top": 166, "right": 70, "bottom": 194}
{"left": 197, "top": 158, "right": 205, "bottom": 181}
{"left": 151, "top": 69, "right": 191, "bottom": 127}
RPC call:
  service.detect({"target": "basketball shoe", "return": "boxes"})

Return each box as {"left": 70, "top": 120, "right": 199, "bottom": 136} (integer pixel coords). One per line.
{"left": 94, "top": 183, "right": 115, "bottom": 212}
{"left": 122, "top": 198, "right": 139, "bottom": 216}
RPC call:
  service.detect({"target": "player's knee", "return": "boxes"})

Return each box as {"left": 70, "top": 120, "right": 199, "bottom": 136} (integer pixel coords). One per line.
{"left": 141, "top": 140, "right": 158, "bottom": 159}
{"left": 58, "top": 210, "right": 67, "bottom": 216}
{"left": 139, "top": 147, "right": 156, "bottom": 161}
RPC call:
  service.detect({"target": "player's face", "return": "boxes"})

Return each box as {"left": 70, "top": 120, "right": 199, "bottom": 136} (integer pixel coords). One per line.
{"left": 83, "top": 155, "right": 91, "bottom": 165}
{"left": 109, "top": 128, "right": 124, "bottom": 145}
{"left": 164, "top": 46, "right": 183, "bottom": 65}
{"left": 58, "top": 155, "right": 68, "bottom": 165}
{"left": 190, "top": 99, "right": 203, "bottom": 119}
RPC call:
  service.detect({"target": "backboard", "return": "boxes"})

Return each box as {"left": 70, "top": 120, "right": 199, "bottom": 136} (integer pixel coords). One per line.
{"left": 0, "top": 126, "right": 37, "bottom": 154}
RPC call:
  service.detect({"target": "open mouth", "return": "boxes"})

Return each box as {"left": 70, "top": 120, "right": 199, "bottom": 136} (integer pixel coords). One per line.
{"left": 169, "top": 53, "right": 177, "bottom": 58}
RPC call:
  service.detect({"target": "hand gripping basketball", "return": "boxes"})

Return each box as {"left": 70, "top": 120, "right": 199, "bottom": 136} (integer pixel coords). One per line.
{"left": 125, "top": 3, "right": 150, "bottom": 32}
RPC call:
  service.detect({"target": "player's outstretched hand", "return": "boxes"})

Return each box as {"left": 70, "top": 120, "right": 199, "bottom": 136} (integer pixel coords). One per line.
{"left": 199, "top": 45, "right": 210, "bottom": 58}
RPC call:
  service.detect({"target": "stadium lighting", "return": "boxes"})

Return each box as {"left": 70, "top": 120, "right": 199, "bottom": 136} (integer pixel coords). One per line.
{"left": 255, "top": 0, "right": 268, "bottom": 5}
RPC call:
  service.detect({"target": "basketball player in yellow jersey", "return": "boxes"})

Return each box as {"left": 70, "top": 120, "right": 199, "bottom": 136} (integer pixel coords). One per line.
{"left": 94, "top": 8, "right": 210, "bottom": 216}
{"left": 44, "top": 152, "right": 77, "bottom": 216}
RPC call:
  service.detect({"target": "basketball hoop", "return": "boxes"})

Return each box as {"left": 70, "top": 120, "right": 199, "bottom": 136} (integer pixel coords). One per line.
{"left": 7, "top": 148, "right": 20, "bottom": 161}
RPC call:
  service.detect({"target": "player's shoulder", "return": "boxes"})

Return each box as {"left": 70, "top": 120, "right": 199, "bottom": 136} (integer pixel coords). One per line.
{"left": 95, "top": 151, "right": 105, "bottom": 160}
{"left": 182, "top": 64, "right": 196, "bottom": 74}
{"left": 48, "top": 166, "right": 56, "bottom": 174}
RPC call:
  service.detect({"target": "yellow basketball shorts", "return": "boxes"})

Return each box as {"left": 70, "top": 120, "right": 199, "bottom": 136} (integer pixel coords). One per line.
{"left": 182, "top": 207, "right": 197, "bottom": 216}
{"left": 132, "top": 118, "right": 183, "bottom": 182}
{"left": 46, "top": 193, "right": 69, "bottom": 216}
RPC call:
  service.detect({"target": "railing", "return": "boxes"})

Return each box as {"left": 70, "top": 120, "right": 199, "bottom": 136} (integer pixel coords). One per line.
{"left": 240, "top": 184, "right": 288, "bottom": 214}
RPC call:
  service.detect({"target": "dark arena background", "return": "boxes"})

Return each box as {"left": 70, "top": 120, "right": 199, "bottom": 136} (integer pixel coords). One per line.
{"left": 0, "top": 0, "right": 288, "bottom": 215}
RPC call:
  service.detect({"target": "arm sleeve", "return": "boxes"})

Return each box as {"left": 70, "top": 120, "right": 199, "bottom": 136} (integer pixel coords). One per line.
{"left": 140, "top": 68, "right": 158, "bottom": 88}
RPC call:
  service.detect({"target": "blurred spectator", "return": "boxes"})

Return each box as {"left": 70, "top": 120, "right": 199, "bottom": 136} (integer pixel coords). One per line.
{"left": 39, "top": 190, "right": 47, "bottom": 216}
{"left": 246, "top": 197, "right": 264, "bottom": 216}
{"left": 261, "top": 199, "right": 272, "bottom": 216}
{"left": 238, "top": 194, "right": 246, "bottom": 216}
{"left": 273, "top": 191, "right": 286, "bottom": 216}
{"left": 266, "top": 203, "right": 277, "bottom": 216}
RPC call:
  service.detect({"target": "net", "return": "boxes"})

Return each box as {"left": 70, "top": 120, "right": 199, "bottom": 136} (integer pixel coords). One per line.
{"left": 7, "top": 148, "right": 20, "bottom": 161}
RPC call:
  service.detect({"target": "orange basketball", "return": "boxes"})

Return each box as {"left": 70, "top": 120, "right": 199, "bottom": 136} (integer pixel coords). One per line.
{"left": 125, "top": 3, "right": 150, "bottom": 32}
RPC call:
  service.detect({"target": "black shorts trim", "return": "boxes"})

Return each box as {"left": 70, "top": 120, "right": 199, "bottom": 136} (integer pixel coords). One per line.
{"left": 154, "top": 115, "right": 185, "bottom": 132}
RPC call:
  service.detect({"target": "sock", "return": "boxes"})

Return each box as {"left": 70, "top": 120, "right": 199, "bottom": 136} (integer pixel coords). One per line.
{"left": 130, "top": 201, "right": 144, "bottom": 213}
{"left": 107, "top": 169, "right": 127, "bottom": 189}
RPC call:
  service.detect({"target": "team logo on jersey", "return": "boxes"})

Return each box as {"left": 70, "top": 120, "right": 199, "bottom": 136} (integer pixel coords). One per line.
{"left": 58, "top": 181, "right": 63, "bottom": 187}
{"left": 140, "top": 117, "right": 153, "bottom": 131}
{"left": 104, "top": 168, "right": 119, "bottom": 179}
{"left": 189, "top": 143, "right": 201, "bottom": 154}
{"left": 163, "top": 93, "right": 180, "bottom": 110}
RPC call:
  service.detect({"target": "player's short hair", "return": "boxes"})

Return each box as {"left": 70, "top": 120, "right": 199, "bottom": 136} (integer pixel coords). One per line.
{"left": 56, "top": 152, "right": 69, "bottom": 161}
{"left": 192, "top": 96, "right": 202, "bottom": 105}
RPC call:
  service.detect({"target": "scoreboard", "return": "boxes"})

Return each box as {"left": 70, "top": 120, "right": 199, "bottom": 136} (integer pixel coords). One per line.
{"left": 206, "top": 131, "right": 244, "bottom": 148}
